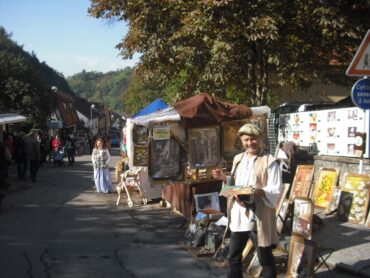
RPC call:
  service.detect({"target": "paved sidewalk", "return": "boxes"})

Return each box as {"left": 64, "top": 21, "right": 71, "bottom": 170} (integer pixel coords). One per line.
{"left": 312, "top": 211, "right": 370, "bottom": 278}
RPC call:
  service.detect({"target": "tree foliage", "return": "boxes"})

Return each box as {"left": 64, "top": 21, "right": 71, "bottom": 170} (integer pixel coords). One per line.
{"left": 0, "top": 27, "right": 73, "bottom": 128}
{"left": 89, "top": 0, "right": 370, "bottom": 106}
{"left": 67, "top": 67, "right": 133, "bottom": 112}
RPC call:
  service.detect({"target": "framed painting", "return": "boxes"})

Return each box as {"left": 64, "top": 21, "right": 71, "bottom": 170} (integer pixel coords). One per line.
{"left": 312, "top": 168, "right": 339, "bottom": 209}
{"left": 342, "top": 173, "right": 370, "bottom": 224}
{"left": 289, "top": 165, "right": 315, "bottom": 201}
{"left": 286, "top": 236, "right": 317, "bottom": 278}
{"left": 276, "top": 183, "right": 290, "bottom": 213}
{"left": 132, "top": 125, "right": 149, "bottom": 145}
{"left": 221, "top": 119, "right": 249, "bottom": 163}
{"left": 149, "top": 138, "right": 181, "bottom": 179}
{"left": 327, "top": 187, "right": 341, "bottom": 212}
{"left": 337, "top": 191, "right": 353, "bottom": 222}
{"left": 276, "top": 199, "right": 290, "bottom": 235}
{"left": 188, "top": 126, "right": 220, "bottom": 169}
{"left": 292, "top": 198, "right": 314, "bottom": 239}
{"left": 133, "top": 146, "right": 148, "bottom": 166}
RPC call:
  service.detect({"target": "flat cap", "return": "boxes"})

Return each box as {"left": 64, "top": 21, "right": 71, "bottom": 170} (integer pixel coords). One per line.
{"left": 238, "top": 123, "right": 263, "bottom": 137}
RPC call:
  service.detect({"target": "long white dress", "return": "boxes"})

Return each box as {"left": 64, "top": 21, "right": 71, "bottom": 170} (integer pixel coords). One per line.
{"left": 91, "top": 148, "right": 112, "bottom": 193}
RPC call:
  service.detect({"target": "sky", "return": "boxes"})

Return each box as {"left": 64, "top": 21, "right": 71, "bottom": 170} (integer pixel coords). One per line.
{"left": 0, "top": 0, "right": 139, "bottom": 77}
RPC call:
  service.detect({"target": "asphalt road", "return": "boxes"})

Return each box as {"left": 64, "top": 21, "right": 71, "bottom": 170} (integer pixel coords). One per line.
{"left": 0, "top": 149, "right": 227, "bottom": 278}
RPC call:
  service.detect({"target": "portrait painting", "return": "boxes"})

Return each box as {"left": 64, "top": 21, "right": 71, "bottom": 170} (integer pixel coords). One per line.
{"left": 289, "top": 165, "right": 315, "bottom": 201}
{"left": 312, "top": 168, "right": 338, "bottom": 209}
{"left": 342, "top": 173, "right": 370, "bottom": 224}
{"left": 327, "top": 111, "right": 336, "bottom": 121}
{"left": 276, "top": 199, "right": 290, "bottom": 234}
{"left": 292, "top": 198, "right": 314, "bottom": 239}
{"left": 189, "top": 126, "right": 220, "bottom": 169}
{"left": 286, "top": 236, "right": 317, "bottom": 278}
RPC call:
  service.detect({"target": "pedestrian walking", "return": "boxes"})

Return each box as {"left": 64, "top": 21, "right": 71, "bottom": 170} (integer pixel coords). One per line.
{"left": 25, "top": 131, "right": 41, "bottom": 183}
{"left": 13, "top": 132, "right": 28, "bottom": 180}
{"left": 212, "top": 123, "right": 283, "bottom": 278}
{"left": 91, "top": 138, "right": 112, "bottom": 193}
{"left": 65, "top": 135, "right": 76, "bottom": 166}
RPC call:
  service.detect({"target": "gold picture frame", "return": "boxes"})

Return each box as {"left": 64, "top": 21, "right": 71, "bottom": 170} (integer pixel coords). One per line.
{"left": 312, "top": 168, "right": 339, "bottom": 209}
{"left": 286, "top": 236, "right": 317, "bottom": 278}
{"left": 289, "top": 165, "right": 315, "bottom": 202}
{"left": 342, "top": 173, "right": 370, "bottom": 224}
{"left": 292, "top": 197, "right": 314, "bottom": 239}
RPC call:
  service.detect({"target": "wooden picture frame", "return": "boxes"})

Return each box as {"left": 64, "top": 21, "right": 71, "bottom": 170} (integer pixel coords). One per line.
{"left": 221, "top": 119, "right": 249, "bottom": 163}
{"left": 276, "top": 183, "right": 290, "bottom": 213}
{"left": 149, "top": 138, "right": 181, "bottom": 179}
{"left": 276, "top": 199, "right": 290, "bottom": 235}
{"left": 292, "top": 197, "right": 314, "bottom": 239}
{"left": 286, "top": 236, "right": 317, "bottom": 278}
{"left": 289, "top": 165, "right": 315, "bottom": 201}
{"left": 132, "top": 125, "right": 149, "bottom": 145}
{"left": 327, "top": 187, "right": 341, "bottom": 212}
{"left": 342, "top": 173, "right": 370, "bottom": 224}
{"left": 133, "top": 146, "right": 148, "bottom": 166}
{"left": 365, "top": 210, "right": 370, "bottom": 227}
{"left": 188, "top": 126, "right": 220, "bottom": 169}
{"left": 337, "top": 191, "right": 353, "bottom": 222}
{"left": 312, "top": 168, "right": 338, "bottom": 209}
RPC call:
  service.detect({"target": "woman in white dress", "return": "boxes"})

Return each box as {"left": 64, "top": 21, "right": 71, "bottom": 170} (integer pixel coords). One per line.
{"left": 91, "top": 138, "right": 112, "bottom": 193}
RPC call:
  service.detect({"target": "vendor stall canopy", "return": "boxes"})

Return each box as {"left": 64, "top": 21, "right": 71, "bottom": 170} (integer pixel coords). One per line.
{"left": 132, "top": 99, "right": 168, "bottom": 118}
{"left": 174, "top": 93, "right": 252, "bottom": 128}
{"left": 0, "top": 113, "right": 27, "bottom": 125}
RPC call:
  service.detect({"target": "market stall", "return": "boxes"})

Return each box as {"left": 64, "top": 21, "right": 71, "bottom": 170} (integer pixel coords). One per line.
{"left": 123, "top": 93, "right": 271, "bottom": 220}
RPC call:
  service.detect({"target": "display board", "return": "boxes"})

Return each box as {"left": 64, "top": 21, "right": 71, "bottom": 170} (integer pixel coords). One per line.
{"left": 278, "top": 107, "right": 368, "bottom": 157}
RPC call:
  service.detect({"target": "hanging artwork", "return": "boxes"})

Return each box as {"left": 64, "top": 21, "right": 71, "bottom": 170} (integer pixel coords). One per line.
{"left": 188, "top": 126, "right": 220, "bottom": 169}
{"left": 289, "top": 165, "right": 315, "bottom": 201}
{"left": 312, "top": 168, "right": 338, "bottom": 209}
{"left": 221, "top": 119, "right": 249, "bottom": 163}
{"left": 292, "top": 198, "right": 314, "bottom": 239}
{"left": 286, "top": 236, "right": 317, "bottom": 278}
{"left": 133, "top": 125, "right": 149, "bottom": 145}
{"left": 342, "top": 173, "right": 370, "bottom": 224}
{"left": 133, "top": 146, "right": 148, "bottom": 166}
{"left": 149, "top": 138, "right": 181, "bottom": 179}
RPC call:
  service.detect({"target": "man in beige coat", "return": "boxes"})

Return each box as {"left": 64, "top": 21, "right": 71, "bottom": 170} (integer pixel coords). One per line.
{"left": 213, "top": 123, "right": 282, "bottom": 278}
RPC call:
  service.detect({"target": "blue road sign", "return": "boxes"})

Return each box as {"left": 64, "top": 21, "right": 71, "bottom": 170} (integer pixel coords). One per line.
{"left": 351, "top": 77, "right": 370, "bottom": 110}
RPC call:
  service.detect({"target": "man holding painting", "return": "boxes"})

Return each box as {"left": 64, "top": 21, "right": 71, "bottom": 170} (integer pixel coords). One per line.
{"left": 213, "top": 123, "right": 283, "bottom": 278}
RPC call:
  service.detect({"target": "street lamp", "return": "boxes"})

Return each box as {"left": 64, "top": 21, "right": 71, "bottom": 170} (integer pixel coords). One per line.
{"left": 90, "top": 104, "right": 95, "bottom": 134}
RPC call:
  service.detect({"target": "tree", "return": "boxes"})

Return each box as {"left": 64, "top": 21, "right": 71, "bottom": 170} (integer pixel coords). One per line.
{"left": 89, "top": 0, "right": 370, "bottom": 106}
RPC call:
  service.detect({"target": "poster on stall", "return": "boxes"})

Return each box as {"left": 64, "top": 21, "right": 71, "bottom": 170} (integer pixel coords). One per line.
{"left": 278, "top": 107, "right": 366, "bottom": 157}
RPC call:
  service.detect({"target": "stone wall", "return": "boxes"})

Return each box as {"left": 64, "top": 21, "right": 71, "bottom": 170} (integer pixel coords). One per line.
{"left": 313, "top": 155, "right": 370, "bottom": 185}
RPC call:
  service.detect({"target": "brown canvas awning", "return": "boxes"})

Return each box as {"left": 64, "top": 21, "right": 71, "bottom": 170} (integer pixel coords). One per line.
{"left": 174, "top": 93, "right": 252, "bottom": 128}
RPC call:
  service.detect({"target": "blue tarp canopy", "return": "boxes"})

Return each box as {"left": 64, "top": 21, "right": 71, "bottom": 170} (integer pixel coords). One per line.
{"left": 132, "top": 99, "right": 168, "bottom": 118}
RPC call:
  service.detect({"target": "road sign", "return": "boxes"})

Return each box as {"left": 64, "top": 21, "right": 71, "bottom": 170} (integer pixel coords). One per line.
{"left": 346, "top": 30, "right": 370, "bottom": 76}
{"left": 351, "top": 77, "right": 370, "bottom": 109}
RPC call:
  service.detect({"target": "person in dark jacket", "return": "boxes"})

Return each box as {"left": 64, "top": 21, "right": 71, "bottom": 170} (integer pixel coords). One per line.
{"left": 25, "top": 132, "right": 41, "bottom": 182}
{"left": 13, "top": 132, "right": 28, "bottom": 180}
{"left": 65, "top": 136, "right": 76, "bottom": 166}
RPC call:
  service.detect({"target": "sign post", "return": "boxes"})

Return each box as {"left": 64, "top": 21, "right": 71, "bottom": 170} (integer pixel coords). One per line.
{"left": 346, "top": 30, "right": 370, "bottom": 77}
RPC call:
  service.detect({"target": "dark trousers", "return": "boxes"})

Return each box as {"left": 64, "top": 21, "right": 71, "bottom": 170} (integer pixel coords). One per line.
{"left": 227, "top": 231, "right": 276, "bottom": 278}
{"left": 67, "top": 150, "right": 75, "bottom": 166}
{"left": 16, "top": 159, "right": 27, "bottom": 180}
{"left": 29, "top": 160, "right": 39, "bottom": 182}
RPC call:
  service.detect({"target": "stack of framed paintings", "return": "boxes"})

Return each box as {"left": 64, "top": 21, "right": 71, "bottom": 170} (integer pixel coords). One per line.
{"left": 312, "top": 168, "right": 339, "bottom": 210}
{"left": 341, "top": 173, "right": 370, "bottom": 224}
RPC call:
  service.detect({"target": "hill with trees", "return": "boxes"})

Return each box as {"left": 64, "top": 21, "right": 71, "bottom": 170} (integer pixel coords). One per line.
{"left": 0, "top": 26, "right": 74, "bottom": 128}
